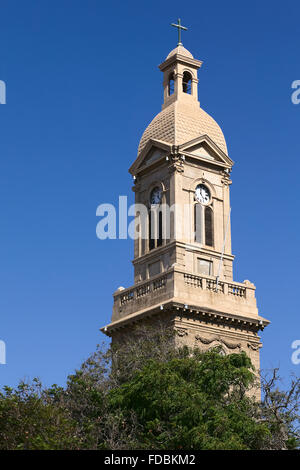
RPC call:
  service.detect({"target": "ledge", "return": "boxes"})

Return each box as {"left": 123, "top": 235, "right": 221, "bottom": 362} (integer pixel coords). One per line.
{"left": 101, "top": 300, "right": 270, "bottom": 337}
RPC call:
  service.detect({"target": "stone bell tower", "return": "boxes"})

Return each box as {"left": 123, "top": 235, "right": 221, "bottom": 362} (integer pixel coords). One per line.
{"left": 101, "top": 25, "right": 269, "bottom": 375}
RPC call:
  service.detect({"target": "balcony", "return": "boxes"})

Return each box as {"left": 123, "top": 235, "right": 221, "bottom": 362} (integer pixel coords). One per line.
{"left": 112, "top": 266, "right": 258, "bottom": 323}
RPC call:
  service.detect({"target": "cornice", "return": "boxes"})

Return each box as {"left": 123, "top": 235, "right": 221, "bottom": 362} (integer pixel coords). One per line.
{"left": 159, "top": 54, "right": 203, "bottom": 72}
{"left": 101, "top": 300, "right": 269, "bottom": 336}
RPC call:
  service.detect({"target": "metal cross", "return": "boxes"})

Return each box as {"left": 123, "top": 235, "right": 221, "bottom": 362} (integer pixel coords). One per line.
{"left": 171, "top": 18, "right": 188, "bottom": 46}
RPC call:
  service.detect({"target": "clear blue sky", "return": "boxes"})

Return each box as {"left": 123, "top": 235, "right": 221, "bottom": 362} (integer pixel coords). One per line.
{"left": 0, "top": 0, "right": 299, "bottom": 388}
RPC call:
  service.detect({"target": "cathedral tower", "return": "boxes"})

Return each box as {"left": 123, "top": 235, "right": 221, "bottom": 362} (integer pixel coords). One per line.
{"left": 101, "top": 27, "right": 269, "bottom": 375}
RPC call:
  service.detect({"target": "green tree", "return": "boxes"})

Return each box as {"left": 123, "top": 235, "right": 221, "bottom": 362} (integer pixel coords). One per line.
{"left": 0, "top": 326, "right": 299, "bottom": 450}
{"left": 0, "top": 379, "right": 79, "bottom": 450}
{"left": 109, "top": 349, "right": 270, "bottom": 450}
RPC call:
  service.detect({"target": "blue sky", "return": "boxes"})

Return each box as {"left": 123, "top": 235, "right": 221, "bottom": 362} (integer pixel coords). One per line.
{"left": 0, "top": 0, "right": 299, "bottom": 388}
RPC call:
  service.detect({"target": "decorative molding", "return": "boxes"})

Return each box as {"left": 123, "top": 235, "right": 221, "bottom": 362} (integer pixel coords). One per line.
{"left": 176, "top": 328, "right": 188, "bottom": 337}
{"left": 195, "top": 335, "right": 213, "bottom": 345}
{"left": 195, "top": 335, "right": 241, "bottom": 350}
{"left": 221, "top": 170, "right": 232, "bottom": 187}
{"left": 247, "top": 342, "right": 261, "bottom": 351}
{"left": 168, "top": 155, "right": 184, "bottom": 174}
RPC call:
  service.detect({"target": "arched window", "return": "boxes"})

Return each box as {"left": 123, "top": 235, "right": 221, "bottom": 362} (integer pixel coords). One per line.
{"left": 205, "top": 207, "right": 214, "bottom": 247}
{"left": 194, "top": 184, "right": 214, "bottom": 247}
{"left": 168, "top": 72, "right": 175, "bottom": 96}
{"left": 148, "top": 207, "right": 163, "bottom": 250}
{"left": 149, "top": 187, "right": 163, "bottom": 251}
{"left": 182, "top": 71, "right": 192, "bottom": 94}
{"left": 149, "top": 209, "right": 155, "bottom": 251}
{"left": 158, "top": 211, "right": 163, "bottom": 247}
{"left": 194, "top": 203, "right": 203, "bottom": 244}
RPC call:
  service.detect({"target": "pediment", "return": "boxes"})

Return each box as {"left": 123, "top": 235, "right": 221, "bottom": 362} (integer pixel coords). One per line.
{"left": 129, "top": 139, "right": 171, "bottom": 175}
{"left": 129, "top": 135, "right": 233, "bottom": 176}
{"left": 141, "top": 146, "right": 166, "bottom": 167}
{"left": 186, "top": 143, "right": 216, "bottom": 160}
{"left": 179, "top": 135, "right": 234, "bottom": 167}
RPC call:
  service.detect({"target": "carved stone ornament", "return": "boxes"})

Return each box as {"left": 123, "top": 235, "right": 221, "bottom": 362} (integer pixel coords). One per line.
{"left": 168, "top": 154, "right": 184, "bottom": 174}
{"left": 176, "top": 328, "right": 188, "bottom": 337}
{"left": 195, "top": 335, "right": 241, "bottom": 350}
{"left": 247, "top": 342, "right": 261, "bottom": 351}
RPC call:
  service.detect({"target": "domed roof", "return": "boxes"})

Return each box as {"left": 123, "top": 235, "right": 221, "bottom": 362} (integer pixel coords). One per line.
{"left": 138, "top": 102, "right": 228, "bottom": 156}
{"left": 166, "top": 45, "right": 194, "bottom": 60}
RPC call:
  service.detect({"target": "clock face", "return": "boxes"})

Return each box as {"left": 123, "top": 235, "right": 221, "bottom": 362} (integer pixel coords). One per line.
{"left": 150, "top": 187, "right": 162, "bottom": 205}
{"left": 195, "top": 184, "right": 210, "bottom": 205}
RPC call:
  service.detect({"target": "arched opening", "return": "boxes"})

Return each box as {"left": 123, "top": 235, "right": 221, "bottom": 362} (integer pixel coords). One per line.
{"left": 158, "top": 211, "right": 163, "bottom": 247}
{"left": 148, "top": 208, "right": 155, "bottom": 251}
{"left": 194, "top": 203, "right": 202, "bottom": 244}
{"left": 182, "top": 71, "right": 192, "bottom": 94}
{"left": 205, "top": 207, "right": 214, "bottom": 247}
{"left": 193, "top": 183, "right": 214, "bottom": 247}
{"left": 148, "top": 207, "right": 163, "bottom": 250}
{"left": 168, "top": 72, "right": 175, "bottom": 96}
{"left": 148, "top": 186, "right": 163, "bottom": 251}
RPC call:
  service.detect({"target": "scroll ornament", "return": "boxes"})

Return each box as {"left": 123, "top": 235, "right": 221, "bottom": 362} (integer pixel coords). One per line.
{"left": 247, "top": 342, "right": 261, "bottom": 351}
{"left": 195, "top": 335, "right": 241, "bottom": 350}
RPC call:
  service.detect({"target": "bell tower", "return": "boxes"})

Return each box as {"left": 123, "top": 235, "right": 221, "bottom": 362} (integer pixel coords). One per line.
{"left": 101, "top": 23, "right": 269, "bottom": 379}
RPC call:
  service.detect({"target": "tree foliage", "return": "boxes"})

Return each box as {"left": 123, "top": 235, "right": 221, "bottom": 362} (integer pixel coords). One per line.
{"left": 109, "top": 351, "right": 268, "bottom": 450}
{"left": 0, "top": 379, "right": 78, "bottom": 449}
{"left": 0, "top": 326, "right": 299, "bottom": 450}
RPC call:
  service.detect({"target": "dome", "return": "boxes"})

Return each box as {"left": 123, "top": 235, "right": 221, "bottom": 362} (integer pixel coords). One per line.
{"left": 138, "top": 102, "right": 228, "bottom": 156}
{"left": 166, "top": 45, "right": 194, "bottom": 60}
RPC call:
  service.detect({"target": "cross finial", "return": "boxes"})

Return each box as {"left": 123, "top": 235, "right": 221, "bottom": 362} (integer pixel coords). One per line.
{"left": 171, "top": 18, "right": 188, "bottom": 46}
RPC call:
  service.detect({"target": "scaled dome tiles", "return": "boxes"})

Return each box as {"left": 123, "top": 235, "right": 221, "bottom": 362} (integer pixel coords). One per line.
{"left": 138, "top": 102, "right": 228, "bottom": 156}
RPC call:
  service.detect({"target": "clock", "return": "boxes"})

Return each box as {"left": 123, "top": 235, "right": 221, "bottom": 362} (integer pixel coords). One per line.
{"left": 195, "top": 184, "right": 210, "bottom": 205}
{"left": 150, "top": 187, "right": 162, "bottom": 205}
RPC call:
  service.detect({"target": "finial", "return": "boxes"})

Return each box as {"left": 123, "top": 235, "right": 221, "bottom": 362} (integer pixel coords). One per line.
{"left": 171, "top": 18, "right": 188, "bottom": 46}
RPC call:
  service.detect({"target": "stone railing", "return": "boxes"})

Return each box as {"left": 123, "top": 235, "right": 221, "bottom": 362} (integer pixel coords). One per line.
{"left": 112, "top": 268, "right": 256, "bottom": 323}
{"left": 117, "top": 273, "right": 168, "bottom": 307}
{"left": 183, "top": 273, "right": 247, "bottom": 298}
